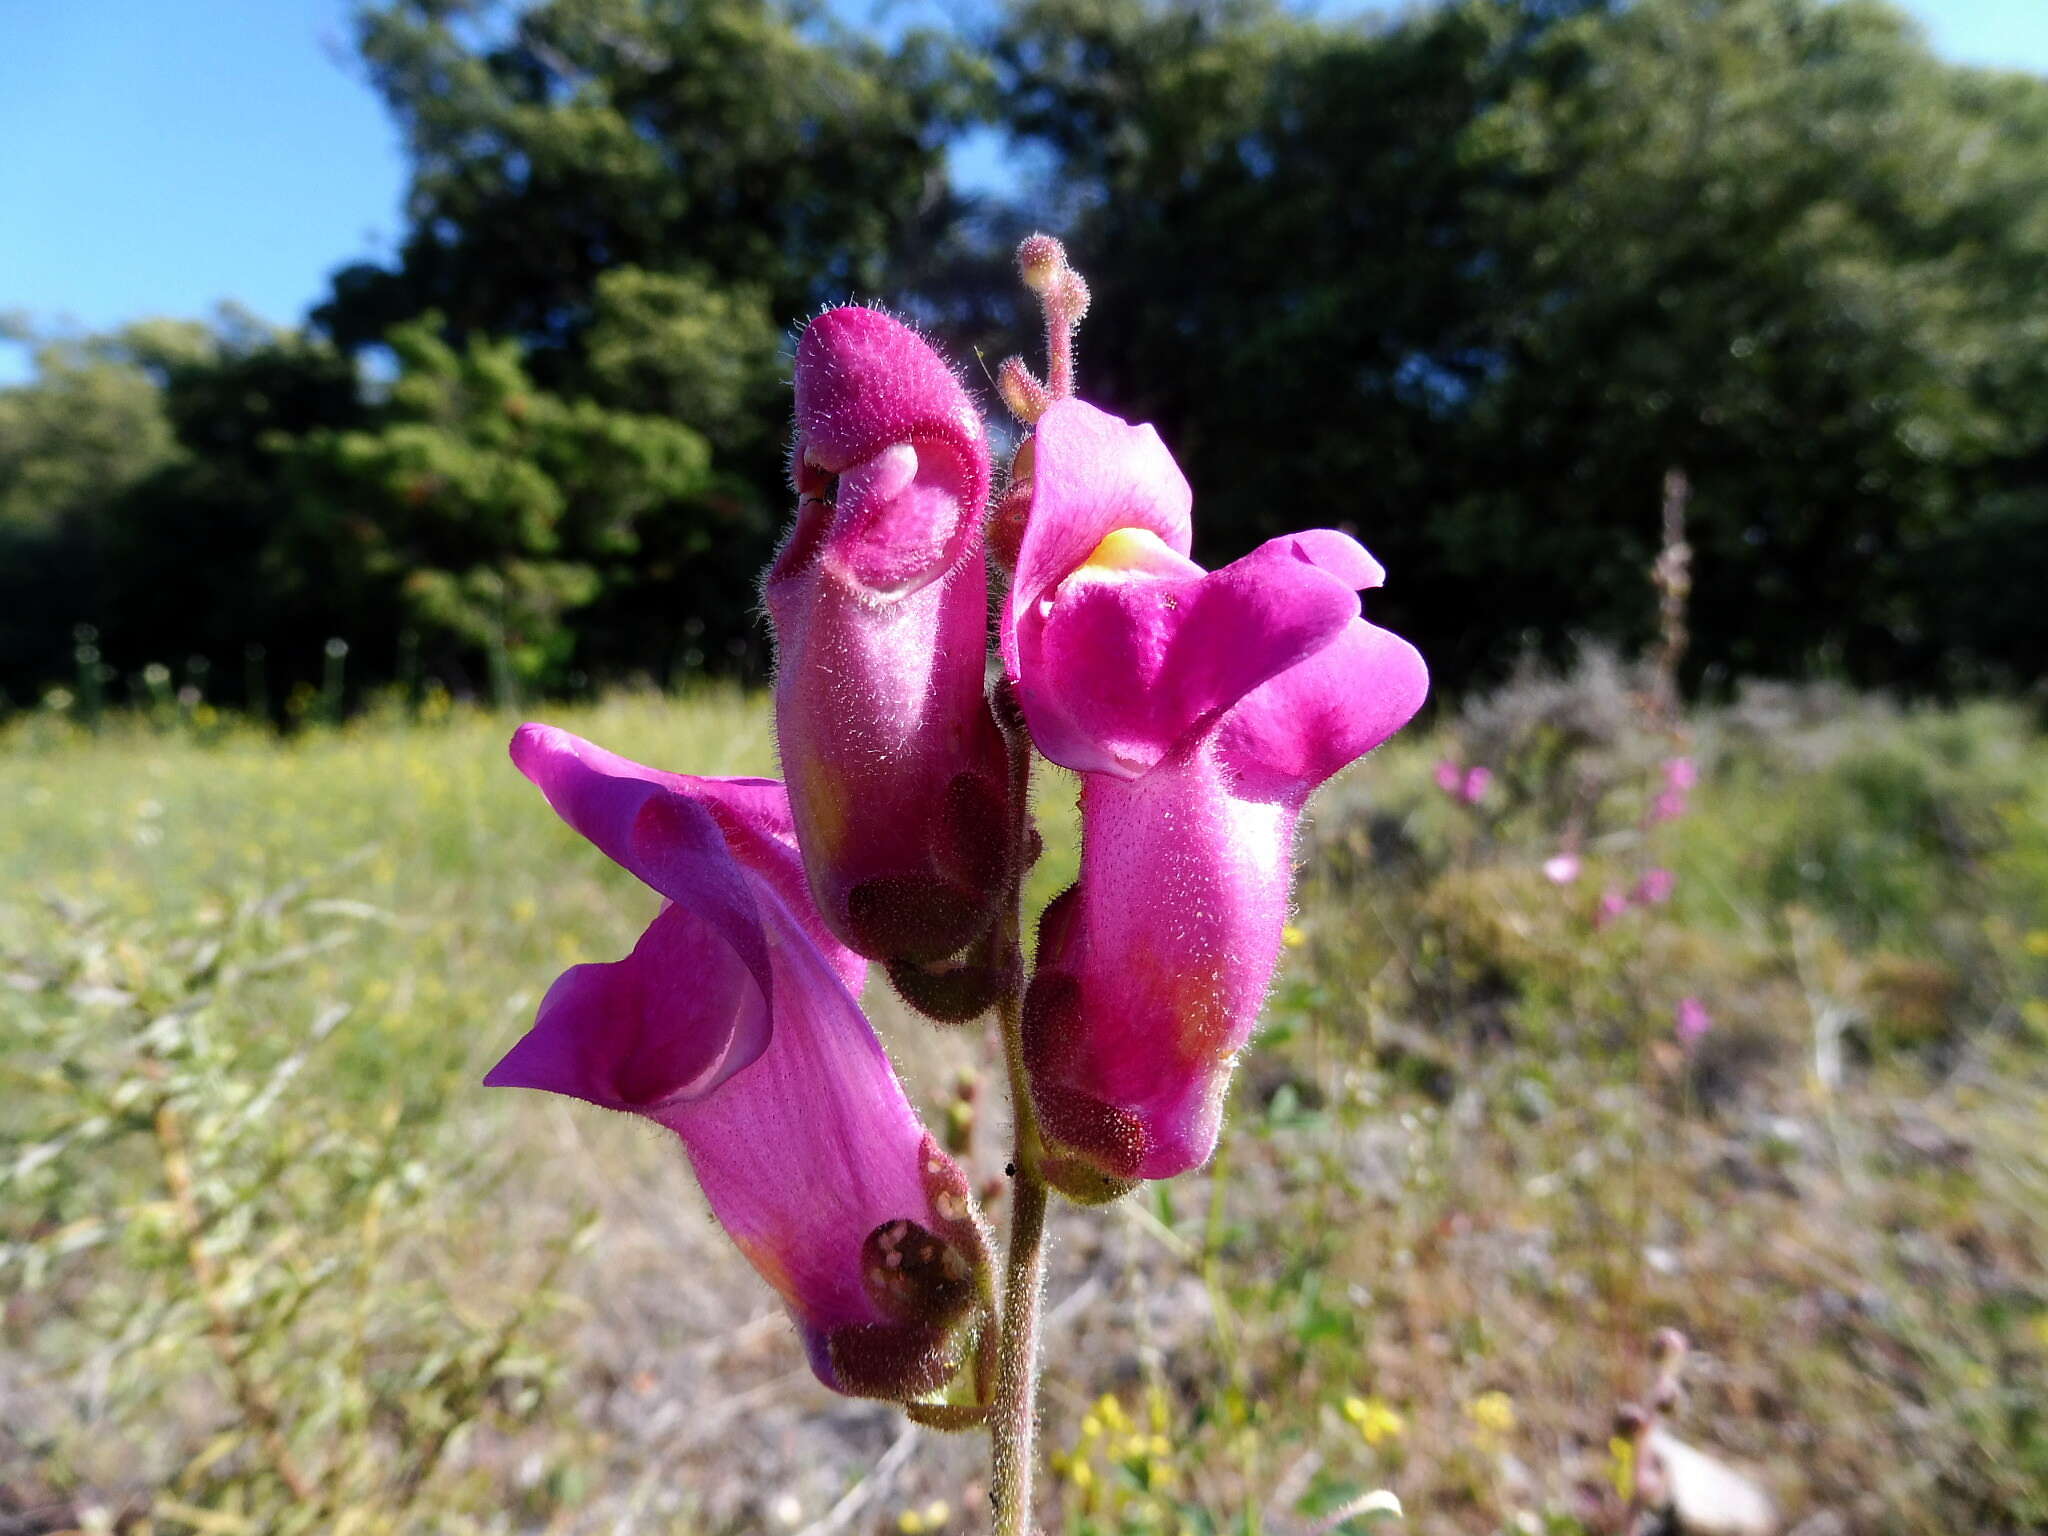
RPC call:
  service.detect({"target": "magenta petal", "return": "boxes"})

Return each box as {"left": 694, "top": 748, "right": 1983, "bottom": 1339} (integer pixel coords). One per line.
{"left": 823, "top": 439, "right": 986, "bottom": 595}
{"left": 1002, "top": 399, "right": 1193, "bottom": 681}
{"left": 794, "top": 306, "right": 986, "bottom": 478}
{"left": 512, "top": 724, "right": 772, "bottom": 976}
{"left": 769, "top": 543, "right": 1013, "bottom": 964}
{"left": 769, "top": 310, "right": 1012, "bottom": 968}
{"left": 496, "top": 916, "right": 985, "bottom": 1400}
{"left": 509, "top": 723, "right": 865, "bottom": 1001}
{"left": 493, "top": 723, "right": 984, "bottom": 1399}
{"left": 662, "top": 930, "right": 972, "bottom": 1380}
{"left": 1023, "top": 531, "right": 1370, "bottom": 778}
{"left": 1217, "top": 616, "right": 1430, "bottom": 807}
{"left": 484, "top": 900, "right": 770, "bottom": 1108}
{"left": 1024, "top": 747, "right": 1295, "bottom": 1181}
{"left": 793, "top": 308, "right": 990, "bottom": 603}
{"left": 1266, "top": 528, "right": 1386, "bottom": 591}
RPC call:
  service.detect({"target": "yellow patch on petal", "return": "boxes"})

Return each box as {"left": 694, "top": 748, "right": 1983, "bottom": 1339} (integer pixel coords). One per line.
{"left": 795, "top": 761, "right": 851, "bottom": 861}
{"left": 1083, "top": 525, "right": 1180, "bottom": 574}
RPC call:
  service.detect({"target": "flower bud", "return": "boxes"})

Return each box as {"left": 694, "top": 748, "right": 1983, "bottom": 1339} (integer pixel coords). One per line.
{"left": 768, "top": 307, "right": 1016, "bottom": 978}
{"left": 998, "top": 356, "right": 1052, "bottom": 426}
{"left": 1016, "top": 233, "right": 1067, "bottom": 292}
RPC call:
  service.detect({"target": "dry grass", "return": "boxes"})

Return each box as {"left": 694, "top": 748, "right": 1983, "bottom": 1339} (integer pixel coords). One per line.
{"left": 2, "top": 679, "right": 2044, "bottom": 1534}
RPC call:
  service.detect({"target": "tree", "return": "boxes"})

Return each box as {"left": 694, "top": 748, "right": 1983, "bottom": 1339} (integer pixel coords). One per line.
{"left": 989, "top": 0, "right": 2048, "bottom": 688}
{"left": 0, "top": 313, "right": 355, "bottom": 706}
{"left": 310, "top": 0, "right": 990, "bottom": 680}
{"left": 320, "top": 0, "right": 981, "bottom": 370}
{"left": 284, "top": 316, "right": 720, "bottom": 696}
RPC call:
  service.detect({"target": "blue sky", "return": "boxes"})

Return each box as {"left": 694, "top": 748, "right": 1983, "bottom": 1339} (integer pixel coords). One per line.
{"left": 3, "top": 0, "right": 2045, "bottom": 385}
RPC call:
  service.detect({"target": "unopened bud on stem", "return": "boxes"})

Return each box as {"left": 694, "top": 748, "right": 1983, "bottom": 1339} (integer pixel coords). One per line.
{"left": 1016, "top": 233, "right": 1066, "bottom": 292}
{"left": 1013, "top": 232, "right": 1089, "bottom": 402}
{"left": 998, "top": 355, "right": 1052, "bottom": 425}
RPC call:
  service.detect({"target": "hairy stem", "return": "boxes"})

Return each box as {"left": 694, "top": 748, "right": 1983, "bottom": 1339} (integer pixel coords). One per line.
{"left": 990, "top": 981, "right": 1048, "bottom": 1536}
{"left": 984, "top": 671, "right": 1048, "bottom": 1535}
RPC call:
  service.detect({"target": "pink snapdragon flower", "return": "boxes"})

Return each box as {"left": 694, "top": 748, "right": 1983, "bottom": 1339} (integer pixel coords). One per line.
{"left": 1000, "top": 400, "right": 1427, "bottom": 1191}
{"left": 1675, "top": 995, "right": 1713, "bottom": 1047}
{"left": 1651, "top": 756, "right": 1696, "bottom": 824}
{"left": 766, "top": 307, "right": 1013, "bottom": 971}
{"left": 1543, "top": 852, "right": 1582, "bottom": 885}
{"left": 1434, "top": 760, "right": 1492, "bottom": 805}
{"left": 1595, "top": 887, "right": 1631, "bottom": 928}
{"left": 487, "top": 725, "right": 988, "bottom": 1399}
{"left": 1635, "top": 867, "right": 1677, "bottom": 905}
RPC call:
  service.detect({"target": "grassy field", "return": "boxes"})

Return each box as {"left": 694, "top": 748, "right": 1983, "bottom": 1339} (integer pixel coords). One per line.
{"left": 2, "top": 672, "right": 2045, "bottom": 1535}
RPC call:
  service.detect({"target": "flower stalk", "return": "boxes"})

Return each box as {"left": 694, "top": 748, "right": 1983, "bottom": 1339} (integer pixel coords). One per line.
{"left": 990, "top": 978, "right": 1049, "bottom": 1535}
{"left": 487, "top": 232, "right": 1426, "bottom": 1528}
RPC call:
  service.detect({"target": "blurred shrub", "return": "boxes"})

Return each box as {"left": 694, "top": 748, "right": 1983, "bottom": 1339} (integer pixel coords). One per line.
{"left": 1, "top": 868, "right": 581, "bottom": 1530}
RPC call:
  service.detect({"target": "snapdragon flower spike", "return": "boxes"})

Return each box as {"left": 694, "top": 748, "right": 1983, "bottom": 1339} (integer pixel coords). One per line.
{"left": 487, "top": 725, "right": 989, "bottom": 1399}
{"left": 767, "top": 307, "right": 1015, "bottom": 989}
{"left": 1004, "top": 400, "right": 1428, "bottom": 1191}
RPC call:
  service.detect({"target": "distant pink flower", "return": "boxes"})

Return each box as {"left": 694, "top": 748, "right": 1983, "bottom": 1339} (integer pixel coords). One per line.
{"left": 1675, "top": 995, "right": 1713, "bottom": 1047}
{"left": 1543, "top": 853, "right": 1582, "bottom": 885}
{"left": 1001, "top": 399, "right": 1427, "bottom": 1190}
{"left": 1434, "top": 761, "right": 1491, "bottom": 806}
{"left": 1651, "top": 788, "right": 1689, "bottom": 824}
{"left": 1595, "top": 887, "right": 1630, "bottom": 928}
{"left": 488, "top": 725, "right": 988, "bottom": 1399}
{"left": 1635, "top": 867, "right": 1677, "bottom": 905}
{"left": 767, "top": 306, "right": 1014, "bottom": 970}
{"left": 1663, "top": 756, "right": 1699, "bottom": 792}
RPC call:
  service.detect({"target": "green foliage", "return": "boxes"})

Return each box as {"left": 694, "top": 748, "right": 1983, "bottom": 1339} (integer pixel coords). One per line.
{"left": 0, "top": 311, "right": 366, "bottom": 713}
{"left": 991, "top": 0, "right": 2048, "bottom": 688}
{"left": 8, "top": 0, "right": 2048, "bottom": 710}
{"left": 1, "top": 686, "right": 2043, "bottom": 1529}
{"left": 321, "top": 0, "right": 977, "bottom": 356}
{"left": 0, "top": 321, "right": 191, "bottom": 698}
{"left": 1, "top": 868, "right": 582, "bottom": 1530}
{"left": 0, "top": 320, "right": 187, "bottom": 537}
{"left": 286, "top": 317, "right": 714, "bottom": 695}
{"left": 583, "top": 266, "right": 784, "bottom": 444}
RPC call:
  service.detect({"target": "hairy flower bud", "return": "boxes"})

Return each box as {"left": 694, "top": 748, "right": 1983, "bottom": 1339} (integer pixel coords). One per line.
{"left": 997, "top": 355, "right": 1053, "bottom": 425}
{"left": 767, "top": 307, "right": 1015, "bottom": 982}
{"left": 1016, "top": 233, "right": 1066, "bottom": 292}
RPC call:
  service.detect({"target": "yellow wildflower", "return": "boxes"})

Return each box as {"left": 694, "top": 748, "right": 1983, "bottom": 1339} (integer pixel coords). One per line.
{"left": 1466, "top": 1390, "right": 1516, "bottom": 1437}
{"left": 1609, "top": 1434, "right": 1637, "bottom": 1499}
{"left": 1354, "top": 1397, "right": 1406, "bottom": 1448}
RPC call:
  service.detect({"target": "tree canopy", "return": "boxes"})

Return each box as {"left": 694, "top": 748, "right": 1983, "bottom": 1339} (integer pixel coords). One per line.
{"left": 3, "top": 0, "right": 2044, "bottom": 714}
